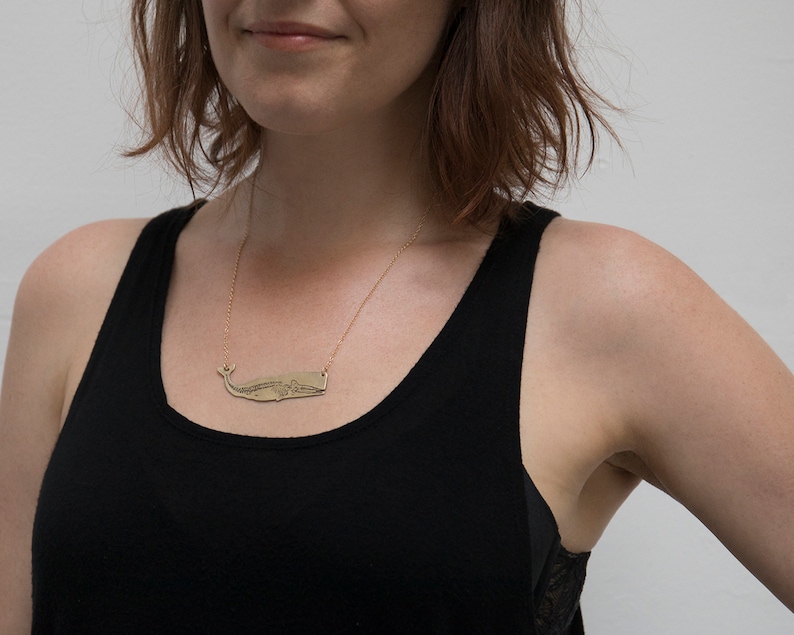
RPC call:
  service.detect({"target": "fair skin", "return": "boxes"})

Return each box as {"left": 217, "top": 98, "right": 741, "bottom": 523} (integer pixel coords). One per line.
{"left": 1, "top": 0, "right": 793, "bottom": 630}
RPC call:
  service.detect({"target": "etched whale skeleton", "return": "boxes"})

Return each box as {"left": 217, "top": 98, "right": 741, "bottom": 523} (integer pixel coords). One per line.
{"left": 218, "top": 194, "right": 427, "bottom": 403}
{"left": 217, "top": 365, "right": 328, "bottom": 402}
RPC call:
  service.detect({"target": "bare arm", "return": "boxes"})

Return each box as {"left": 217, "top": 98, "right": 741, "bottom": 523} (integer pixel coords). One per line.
{"left": 0, "top": 219, "right": 146, "bottom": 631}
{"left": 615, "top": 232, "right": 794, "bottom": 608}
{"left": 523, "top": 219, "right": 794, "bottom": 610}
{"left": 0, "top": 257, "right": 67, "bottom": 632}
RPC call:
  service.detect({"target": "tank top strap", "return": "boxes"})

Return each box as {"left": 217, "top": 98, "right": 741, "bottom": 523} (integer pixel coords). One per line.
{"left": 453, "top": 202, "right": 568, "bottom": 600}
{"left": 477, "top": 202, "right": 559, "bottom": 353}
{"left": 64, "top": 203, "right": 202, "bottom": 428}
{"left": 436, "top": 202, "right": 559, "bottom": 400}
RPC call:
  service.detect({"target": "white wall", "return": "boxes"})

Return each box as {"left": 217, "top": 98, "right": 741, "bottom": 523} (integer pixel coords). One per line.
{"left": 1, "top": 1, "right": 792, "bottom": 632}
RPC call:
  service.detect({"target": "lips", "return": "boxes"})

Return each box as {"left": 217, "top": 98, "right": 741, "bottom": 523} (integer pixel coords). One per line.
{"left": 244, "top": 21, "right": 343, "bottom": 51}
{"left": 246, "top": 21, "right": 340, "bottom": 38}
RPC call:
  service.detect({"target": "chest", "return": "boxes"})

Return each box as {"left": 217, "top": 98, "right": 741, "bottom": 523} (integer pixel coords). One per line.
{"left": 160, "top": 235, "right": 487, "bottom": 437}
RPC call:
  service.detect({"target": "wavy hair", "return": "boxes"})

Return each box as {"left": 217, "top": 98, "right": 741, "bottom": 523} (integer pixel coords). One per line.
{"left": 126, "top": 0, "right": 615, "bottom": 225}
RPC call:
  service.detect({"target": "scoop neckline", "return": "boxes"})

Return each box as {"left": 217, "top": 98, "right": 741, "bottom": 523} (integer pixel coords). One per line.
{"left": 148, "top": 206, "right": 506, "bottom": 450}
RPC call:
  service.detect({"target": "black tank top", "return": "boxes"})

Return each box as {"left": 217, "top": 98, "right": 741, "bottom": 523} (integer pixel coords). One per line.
{"left": 32, "top": 202, "right": 588, "bottom": 634}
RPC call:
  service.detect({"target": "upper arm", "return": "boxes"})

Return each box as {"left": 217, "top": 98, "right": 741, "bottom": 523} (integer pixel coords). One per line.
{"left": 524, "top": 219, "right": 794, "bottom": 607}
{"left": 623, "top": 232, "right": 794, "bottom": 609}
{"left": 0, "top": 218, "right": 146, "bottom": 632}
{"left": 595, "top": 226, "right": 794, "bottom": 609}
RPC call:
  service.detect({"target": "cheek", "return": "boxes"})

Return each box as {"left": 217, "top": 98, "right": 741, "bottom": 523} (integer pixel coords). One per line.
{"left": 200, "top": 0, "right": 237, "bottom": 27}
{"left": 349, "top": 0, "right": 453, "bottom": 85}
{"left": 199, "top": 0, "right": 239, "bottom": 71}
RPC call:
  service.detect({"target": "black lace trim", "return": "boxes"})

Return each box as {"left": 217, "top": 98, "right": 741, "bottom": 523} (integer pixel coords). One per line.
{"left": 535, "top": 547, "right": 590, "bottom": 635}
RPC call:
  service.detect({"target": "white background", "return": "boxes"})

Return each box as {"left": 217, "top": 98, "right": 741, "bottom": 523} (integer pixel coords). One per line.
{"left": 1, "top": 2, "right": 792, "bottom": 632}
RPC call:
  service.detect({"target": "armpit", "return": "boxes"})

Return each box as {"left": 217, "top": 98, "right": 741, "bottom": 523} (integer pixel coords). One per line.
{"left": 606, "top": 451, "right": 669, "bottom": 494}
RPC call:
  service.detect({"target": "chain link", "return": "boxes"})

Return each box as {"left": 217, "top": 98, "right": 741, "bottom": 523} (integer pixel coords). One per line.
{"left": 223, "top": 183, "right": 429, "bottom": 379}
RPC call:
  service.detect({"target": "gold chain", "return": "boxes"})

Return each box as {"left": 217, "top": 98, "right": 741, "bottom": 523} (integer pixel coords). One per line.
{"left": 222, "top": 184, "right": 255, "bottom": 372}
{"left": 222, "top": 183, "right": 428, "bottom": 377}
{"left": 322, "top": 210, "right": 427, "bottom": 373}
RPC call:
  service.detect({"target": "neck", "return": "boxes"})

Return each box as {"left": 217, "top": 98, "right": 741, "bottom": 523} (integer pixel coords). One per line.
{"left": 228, "top": 97, "right": 441, "bottom": 254}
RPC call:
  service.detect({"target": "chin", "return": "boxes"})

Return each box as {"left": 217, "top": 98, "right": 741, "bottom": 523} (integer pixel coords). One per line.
{"left": 237, "top": 90, "right": 356, "bottom": 136}
{"left": 251, "top": 111, "right": 352, "bottom": 137}
{"left": 244, "top": 99, "right": 385, "bottom": 138}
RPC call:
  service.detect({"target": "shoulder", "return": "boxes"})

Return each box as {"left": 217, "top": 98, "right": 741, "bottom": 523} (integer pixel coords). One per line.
{"left": 533, "top": 217, "right": 712, "bottom": 348}
{"left": 10, "top": 217, "right": 152, "bottom": 423}
{"left": 18, "top": 217, "right": 151, "bottom": 323}
{"left": 15, "top": 216, "right": 152, "bottom": 347}
{"left": 522, "top": 217, "right": 794, "bottom": 582}
{"left": 0, "top": 215, "right": 151, "bottom": 629}
{"left": 532, "top": 215, "right": 793, "bottom": 473}
{"left": 524, "top": 216, "right": 712, "bottom": 444}
{"left": 525, "top": 215, "right": 759, "bottom": 464}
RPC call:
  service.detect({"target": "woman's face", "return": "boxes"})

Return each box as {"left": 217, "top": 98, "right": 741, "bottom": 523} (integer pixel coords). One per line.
{"left": 201, "top": 0, "right": 454, "bottom": 136}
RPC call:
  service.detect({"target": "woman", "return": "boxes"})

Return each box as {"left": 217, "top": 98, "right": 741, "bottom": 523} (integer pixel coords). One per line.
{"left": 0, "top": 0, "right": 792, "bottom": 632}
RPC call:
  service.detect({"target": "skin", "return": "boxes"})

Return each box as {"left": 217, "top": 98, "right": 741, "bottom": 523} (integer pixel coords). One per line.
{"left": 1, "top": 0, "right": 793, "bottom": 630}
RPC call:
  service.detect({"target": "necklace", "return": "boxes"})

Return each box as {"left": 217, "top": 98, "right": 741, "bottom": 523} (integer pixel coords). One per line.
{"left": 218, "top": 185, "right": 428, "bottom": 403}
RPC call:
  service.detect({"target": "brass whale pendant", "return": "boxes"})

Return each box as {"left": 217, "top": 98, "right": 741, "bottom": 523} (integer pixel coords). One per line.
{"left": 217, "top": 365, "right": 327, "bottom": 402}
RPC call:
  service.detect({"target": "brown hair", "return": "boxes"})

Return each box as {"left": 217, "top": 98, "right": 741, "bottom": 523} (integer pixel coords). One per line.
{"left": 126, "top": 0, "right": 615, "bottom": 225}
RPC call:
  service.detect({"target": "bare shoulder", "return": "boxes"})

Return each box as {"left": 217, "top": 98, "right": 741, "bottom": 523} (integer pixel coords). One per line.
{"left": 522, "top": 218, "right": 703, "bottom": 544}
{"left": 532, "top": 215, "right": 788, "bottom": 454}
{"left": 17, "top": 217, "right": 150, "bottom": 334}
{"left": 535, "top": 216, "right": 782, "bottom": 406}
{"left": 536, "top": 217, "right": 710, "bottom": 333}
{"left": 10, "top": 217, "right": 151, "bottom": 422}
{"left": 527, "top": 217, "right": 794, "bottom": 606}
{"left": 526, "top": 216, "right": 725, "bottom": 388}
{"left": 0, "top": 216, "right": 150, "bottom": 630}
{"left": 20, "top": 217, "right": 150, "bottom": 308}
